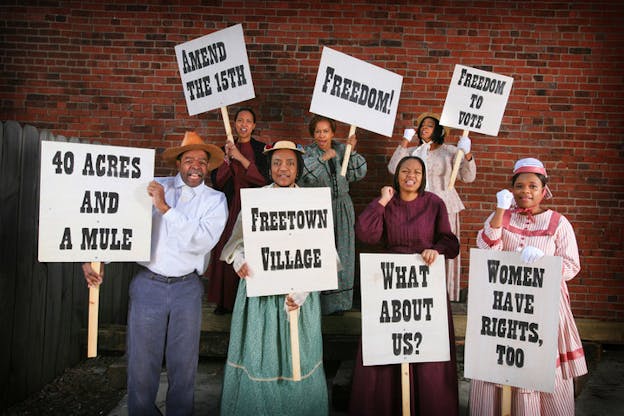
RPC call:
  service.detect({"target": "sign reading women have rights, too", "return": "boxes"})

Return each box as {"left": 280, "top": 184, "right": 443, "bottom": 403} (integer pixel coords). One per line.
{"left": 464, "top": 249, "right": 562, "bottom": 393}
{"left": 38, "top": 141, "right": 154, "bottom": 263}
{"left": 309, "top": 46, "right": 403, "bottom": 137}
{"left": 175, "top": 24, "right": 255, "bottom": 116}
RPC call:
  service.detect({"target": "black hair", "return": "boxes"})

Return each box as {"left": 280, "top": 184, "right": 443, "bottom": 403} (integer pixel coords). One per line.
{"left": 511, "top": 172, "right": 548, "bottom": 187}
{"left": 393, "top": 156, "right": 427, "bottom": 196}
{"left": 417, "top": 116, "right": 446, "bottom": 145}
{"left": 308, "top": 114, "right": 336, "bottom": 137}
{"left": 235, "top": 107, "right": 256, "bottom": 123}
{"left": 266, "top": 148, "right": 304, "bottom": 183}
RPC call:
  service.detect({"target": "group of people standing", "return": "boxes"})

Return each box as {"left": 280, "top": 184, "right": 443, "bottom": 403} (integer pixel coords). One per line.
{"left": 82, "top": 108, "right": 587, "bottom": 416}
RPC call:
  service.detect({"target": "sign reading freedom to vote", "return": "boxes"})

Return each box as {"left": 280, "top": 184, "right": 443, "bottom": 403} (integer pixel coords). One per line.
{"left": 359, "top": 253, "right": 450, "bottom": 366}
{"left": 440, "top": 64, "right": 514, "bottom": 136}
{"left": 309, "top": 46, "right": 403, "bottom": 137}
{"left": 240, "top": 187, "right": 338, "bottom": 297}
{"left": 38, "top": 141, "right": 154, "bottom": 262}
{"left": 465, "top": 249, "right": 562, "bottom": 392}
{"left": 175, "top": 23, "right": 255, "bottom": 116}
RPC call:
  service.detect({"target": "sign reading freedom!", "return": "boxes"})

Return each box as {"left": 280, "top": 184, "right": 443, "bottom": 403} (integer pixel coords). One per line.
{"left": 309, "top": 46, "right": 403, "bottom": 137}
{"left": 38, "top": 141, "right": 154, "bottom": 262}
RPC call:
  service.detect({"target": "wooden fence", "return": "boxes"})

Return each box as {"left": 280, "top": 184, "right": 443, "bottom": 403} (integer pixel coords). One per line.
{"left": 0, "top": 121, "right": 134, "bottom": 410}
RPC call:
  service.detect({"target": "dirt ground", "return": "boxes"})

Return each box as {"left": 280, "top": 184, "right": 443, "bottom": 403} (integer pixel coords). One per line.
{"left": 3, "top": 355, "right": 126, "bottom": 416}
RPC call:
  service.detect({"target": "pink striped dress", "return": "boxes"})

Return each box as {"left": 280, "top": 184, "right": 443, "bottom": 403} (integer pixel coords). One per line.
{"left": 470, "top": 209, "right": 587, "bottom": 416}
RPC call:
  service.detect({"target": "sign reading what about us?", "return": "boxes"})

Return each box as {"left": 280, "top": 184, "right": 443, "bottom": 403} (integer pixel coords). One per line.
{"left": 175, "top": 23, "right": 255, "bottom": 116}
{"left": 38, "top": 141, "right": 154, "bottom": 263}
{"left": 359, "top": 253, "right": 450, "bottom": 366}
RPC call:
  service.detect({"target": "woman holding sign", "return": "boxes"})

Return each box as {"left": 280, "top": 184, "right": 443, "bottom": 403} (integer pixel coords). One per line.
{"left": 388, "top": 112, "right": 475, "bottom": 302}
{"left": 219, "top": 140, "right": 328, "bottom": 416}
{"left": 300, "top": 114, "right": 367, "bottom": 315}
{"left": 206, "top": 107, "right": 268, "bottom": 314}
{"left": 350, "top": 155, "right": 460, "bottom": 416}
{"left": 469, "top": 158, "right": 587, "bottom": 415}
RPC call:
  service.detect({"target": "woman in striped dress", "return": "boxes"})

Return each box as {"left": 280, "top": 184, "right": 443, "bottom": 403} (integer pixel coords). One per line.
{"left": 470, "top": 158, "right": 587, "bottom": 416}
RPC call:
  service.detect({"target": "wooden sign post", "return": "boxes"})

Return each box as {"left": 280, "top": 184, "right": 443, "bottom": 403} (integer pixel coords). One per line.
{"left": 87, "top": 261, "right": 101, "bottom": 358}
{"left": 339, "top": 124, "right": 357, "bottom": 177}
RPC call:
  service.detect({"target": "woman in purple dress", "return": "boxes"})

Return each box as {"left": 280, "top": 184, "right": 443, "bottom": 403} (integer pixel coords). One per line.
{"left": 349, "top": 156, "right": 460, "bottom": 416}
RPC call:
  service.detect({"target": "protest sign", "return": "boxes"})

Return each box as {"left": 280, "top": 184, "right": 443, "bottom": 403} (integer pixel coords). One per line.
{"left": 175, "top": 23, "right": 255, "bottom": 116}
{"left": 309, "top": 46, "right": 403, "bottom": 138}
{"left": 464, "top": 248, "right": 562, "bottom": 393}
{"left": 239, "top": 187, "right": 338, "bottom": 297}
{"left": 359, "top": 253, "right": 450, "bottom": 366}
{"left": 440, "top": 64, "right": 513, "bottom": 136}
{"left": 38, "top": 141, "right": 154, "bottom": 262}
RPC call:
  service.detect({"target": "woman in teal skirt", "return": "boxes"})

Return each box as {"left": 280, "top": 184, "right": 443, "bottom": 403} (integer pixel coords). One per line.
{"left": 219, "top": 140, "right": 328, "bottom": 416}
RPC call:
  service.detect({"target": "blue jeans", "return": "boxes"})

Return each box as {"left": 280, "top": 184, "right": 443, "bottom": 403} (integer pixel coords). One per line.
{"left": 127, "top": 268, "right": 203, "bottom": 416}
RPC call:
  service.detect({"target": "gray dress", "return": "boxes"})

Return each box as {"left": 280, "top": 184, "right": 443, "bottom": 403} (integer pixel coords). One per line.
{"left": 299, "top": 141, "right": 367, "bottom": 314}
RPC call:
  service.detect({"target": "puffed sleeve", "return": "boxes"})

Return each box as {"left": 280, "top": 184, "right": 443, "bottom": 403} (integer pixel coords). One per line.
{"left": 554, "top": 215, "right": 581, "bottom": 281}
{"left": 387, "top": 145, "right": 412, "bottom": 174}
{"left": 476, "top": 212, "right": 504, "bottom": 250}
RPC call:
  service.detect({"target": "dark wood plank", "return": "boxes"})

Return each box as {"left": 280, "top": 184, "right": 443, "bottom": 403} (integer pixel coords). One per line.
{"left": 0, "top": 121, "right": 22, "bottom": 408}
{"left": 18, "top": 125, "right": 47, "bottom": 396}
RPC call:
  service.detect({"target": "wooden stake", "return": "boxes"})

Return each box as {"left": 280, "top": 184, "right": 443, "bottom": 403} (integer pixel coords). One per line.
{"left": 340, "top": 124, "right": 357, "bottom": 177}
{"left": 87, "top": 261, "right": 101, "bottom": 358}
{"left": 289, "top": 308, "right": 301, "bottom": 381}
{"left": 447, "top": 129, "right": 469, "bottom": 190}
{"left": 501, "top": 385, "right": 512, "bottom": 416}
{"left": 401, "top": 362, "right": 410, "bottom": 415}
{"left": 221, "top": 106, "right": 234, "bottom": 142}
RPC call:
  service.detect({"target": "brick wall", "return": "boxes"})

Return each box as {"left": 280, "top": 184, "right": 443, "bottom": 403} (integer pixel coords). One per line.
{"left": 1, "top": 1, "right": 622, "bottom": 320}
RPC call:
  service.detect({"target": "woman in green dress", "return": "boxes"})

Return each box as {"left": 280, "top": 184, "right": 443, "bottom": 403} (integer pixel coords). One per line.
{"left": 219, "top": 140, "right": 328, "bottom": 416}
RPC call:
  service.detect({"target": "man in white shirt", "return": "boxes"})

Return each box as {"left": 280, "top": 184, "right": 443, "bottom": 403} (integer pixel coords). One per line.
{"left": 82, "top": 131, "right": 228, "bottom": 415}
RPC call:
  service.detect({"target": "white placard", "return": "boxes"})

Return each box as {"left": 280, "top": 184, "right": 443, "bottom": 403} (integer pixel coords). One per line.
{"left": 440, "top": 64, "right": 514, "bottom": 136}
{"left": 309, "top": 46, "right": 403, "bottom": 137}
{"left": 360, "top": 253, "right": 450, "bottom": 366}
{"left": 175, "top": 24, "right": 255, "bottom": 116}
{"left": 464, "top": 248, "right": 562, "bottom": 392}
{"left": 240, "top": 187, "right": 338, "bottom": 297}
{"left": 38, "top": 141, "right": 154, "bottom": 262}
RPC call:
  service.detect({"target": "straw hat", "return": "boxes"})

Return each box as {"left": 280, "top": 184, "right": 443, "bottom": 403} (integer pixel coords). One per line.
{"left": 415, "top": 112, "right": 450, "bottom": 141}
{"left": 262, "top": 140, "right": 305, "bottom": 154}
{"left": 161, "top": 131, "right": 224, "bottom": 171}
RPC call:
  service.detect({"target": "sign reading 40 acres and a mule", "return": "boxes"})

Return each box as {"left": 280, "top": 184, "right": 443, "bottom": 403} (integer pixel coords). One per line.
{"left": 38, "top": 141, "right": 154, "bottom": 262}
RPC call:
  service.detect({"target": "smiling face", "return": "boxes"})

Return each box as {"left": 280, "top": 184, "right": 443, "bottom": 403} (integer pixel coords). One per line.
{"left": 270, "top": 148, "right": 298, "bottom": 187}
{"left": 418, "top": 117, "right": 436, "bottom": 143}
{"left": 512, "top": 172, "right": 545, "bottom": 211}
{"left": 176, "top": 149, "right": 209, "bottom": 187}
{"left": 396, "top": 157, "right": 424, "bottom": 199}
{"left": 235, "top": 110, "right": 256, "bottom": 142}
{"left": 313, "top": 119, "right": 335, "bottom": 151}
